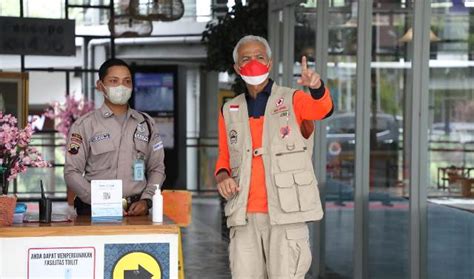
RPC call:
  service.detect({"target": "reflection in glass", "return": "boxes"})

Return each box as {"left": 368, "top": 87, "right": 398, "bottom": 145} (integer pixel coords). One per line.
{"left": 428, "top": 4, "right": 474, "bottom": 279}
{"left": 70, "top": 8, "right": 111, "bottom": 29}
{"left": 367, "top": 3, "right": 411, "bottom": 277}
{"left": 296, "top": 1, "right": 356, "bottom": 278}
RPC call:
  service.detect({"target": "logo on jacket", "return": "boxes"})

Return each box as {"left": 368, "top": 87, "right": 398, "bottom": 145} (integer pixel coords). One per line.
{"left": 280, "top": 126, "right": 291, "bottom": 139}
{"left": 276, "top": 98, "right": 284, "bottom": 107}
{"left": 137, "top": 123, "right": 146, "bottom": 133}
{"left": 230, "top": 105, "right": 239, "bottom": 112}
{"left": 229, "top": 130, "right": 238, "bottom": 144}
{"left": 273, "top": 100, "right": 288, "bottom": 114}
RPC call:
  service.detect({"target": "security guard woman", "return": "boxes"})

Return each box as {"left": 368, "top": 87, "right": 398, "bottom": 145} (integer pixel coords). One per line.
{"left": 64, "top": 58, "right": 165, "bottom": 216}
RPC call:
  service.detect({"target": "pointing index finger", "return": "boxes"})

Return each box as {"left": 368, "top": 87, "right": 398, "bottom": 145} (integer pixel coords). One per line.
{"left": 301, "top": 56, "right": 307, "bottom": 72}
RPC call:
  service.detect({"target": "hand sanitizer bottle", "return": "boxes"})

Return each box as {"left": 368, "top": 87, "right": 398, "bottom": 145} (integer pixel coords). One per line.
{"left": 152, "top": 184, "right": 163, "bottom": 223}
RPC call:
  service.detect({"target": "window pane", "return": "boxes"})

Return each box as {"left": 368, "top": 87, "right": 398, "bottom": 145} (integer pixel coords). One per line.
{"left": 23, "top": 0, "right": 64, "bottom": 19}
{"left": 427, "top": 3, "right": 474, "bottom": 279}
{"left": 0, "top": 0, "right": 20, "bottom": 16}
{"left": 15, "top": 133, "right": 66, "bottom": 196}
{"left": 325, "top": 1, "right": 357, "bottom": 277}
{"left": 368, "top": 1, "right": 412, "bottom": 278}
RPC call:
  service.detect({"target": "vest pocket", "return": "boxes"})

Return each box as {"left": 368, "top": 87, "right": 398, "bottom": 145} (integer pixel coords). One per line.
{"left": 274, "top": 172, "right": 299, "bottom": 212}
{"left": 274, "top": 170, "right": 318, "bottom": 213}
{"left": 294, "top": 171, "right": 318, "bottom": 211}
{"left": 229, "top": 151, "right": 241, "bottom": 184}
{"left": 275, "top": 148, "right": 307, "bottom": 172}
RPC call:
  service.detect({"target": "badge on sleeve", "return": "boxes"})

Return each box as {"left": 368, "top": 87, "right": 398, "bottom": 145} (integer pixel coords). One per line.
{"left": 68, "top": 143, "right": 80, "bottom": 154}
{"left": 153, "top": 141, "right": 164, "bottom": 151}
{"left": 133, "top": 159, "right": 145, "bottom": 181}
{"left": 71, "top": 133, "right": 83, "bottom": 144}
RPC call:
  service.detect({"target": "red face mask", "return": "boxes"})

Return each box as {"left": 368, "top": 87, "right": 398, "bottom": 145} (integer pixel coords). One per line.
{"left": 239, "top": 60, "right": 270, "bottom": 85}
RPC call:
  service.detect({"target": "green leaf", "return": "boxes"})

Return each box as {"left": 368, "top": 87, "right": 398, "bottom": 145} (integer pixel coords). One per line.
{"left": 201, "top": 1, "right": 268, "bottom": 75}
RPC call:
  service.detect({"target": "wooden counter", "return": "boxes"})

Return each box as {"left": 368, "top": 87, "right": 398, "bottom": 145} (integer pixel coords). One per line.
{"left": 0, "top": 215, "right": 179, "bottom": 237}
{"left": 0, "top": 215, "right": 181, "bottom": 278}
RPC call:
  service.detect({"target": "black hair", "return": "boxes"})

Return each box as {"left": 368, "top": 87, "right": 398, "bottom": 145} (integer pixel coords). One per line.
{"left": 98, "top": 58, "right": 132, "bottom": 80}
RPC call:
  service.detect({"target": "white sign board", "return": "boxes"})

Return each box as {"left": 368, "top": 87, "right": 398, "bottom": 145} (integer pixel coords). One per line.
{"left": 0, "top": 234, "right": 178, "bottom": 278}
{"left": 28, "top": 247, "right": 95, "bottom": 279}
{"left": 91, "top": 179, "right": 123, "bottom": 222}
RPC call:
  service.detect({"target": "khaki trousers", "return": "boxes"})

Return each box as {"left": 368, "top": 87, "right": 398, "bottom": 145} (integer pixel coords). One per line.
{"left": 229, "top": 213, "right": 312, "bottom": 279}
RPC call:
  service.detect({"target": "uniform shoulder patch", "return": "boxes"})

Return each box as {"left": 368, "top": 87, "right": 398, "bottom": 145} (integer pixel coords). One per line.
{"left": 68, "top": 143, "right": 80, "bottom": 154}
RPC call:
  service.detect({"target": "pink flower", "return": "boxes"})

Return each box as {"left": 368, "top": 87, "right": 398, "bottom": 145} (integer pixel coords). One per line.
{"left": 44, "top": 95, "right": 94, "bottom": 139}
{"left": 22, "top": 156, "right": 32, "bottom": 165}
{"left": 1, "top": 113, "right": 51, "bottom": 194}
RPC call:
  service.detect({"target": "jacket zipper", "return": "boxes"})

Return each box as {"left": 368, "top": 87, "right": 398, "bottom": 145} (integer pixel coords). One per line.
{"left": 275, "top": 147, "right": 307, "bottom": 156}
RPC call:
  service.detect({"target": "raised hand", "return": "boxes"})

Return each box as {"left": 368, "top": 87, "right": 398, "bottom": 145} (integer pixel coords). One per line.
{"left": 297, "top": 56, "right": 322, "bottom": 89}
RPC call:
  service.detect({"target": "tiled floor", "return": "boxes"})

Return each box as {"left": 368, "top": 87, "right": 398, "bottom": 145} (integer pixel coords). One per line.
{"left": 182, "top": 195, "right": 474, "bottom": 279}
{"left": 181, "top": 197, "right": 231, "bottom": 278}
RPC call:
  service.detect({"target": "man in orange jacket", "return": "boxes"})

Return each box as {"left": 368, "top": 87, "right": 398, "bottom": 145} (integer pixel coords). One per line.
{"left": 215, "top": 35, "right": 333, "bottom": 278}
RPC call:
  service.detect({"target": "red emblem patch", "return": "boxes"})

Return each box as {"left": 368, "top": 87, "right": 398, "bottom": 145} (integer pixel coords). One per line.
{"left": 280, "top": 126, "right": 291, "bottom": 139}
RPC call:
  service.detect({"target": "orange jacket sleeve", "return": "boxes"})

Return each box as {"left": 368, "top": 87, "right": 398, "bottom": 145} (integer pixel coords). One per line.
{"left": 293, "top": 86, "right": 333, "bottom": 123}
{"left": 215, "top": 110, "right": 231, "bottom": 177}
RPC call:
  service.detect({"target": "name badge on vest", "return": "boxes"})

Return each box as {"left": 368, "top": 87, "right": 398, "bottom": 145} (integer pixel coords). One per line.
{"left": 133, "top": 159, "right": 145, "bottom": 181}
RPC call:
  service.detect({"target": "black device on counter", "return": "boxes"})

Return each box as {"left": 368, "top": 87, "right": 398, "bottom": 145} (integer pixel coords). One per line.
{"left": 39, "top": 180, "right": 52, "bottom": 223}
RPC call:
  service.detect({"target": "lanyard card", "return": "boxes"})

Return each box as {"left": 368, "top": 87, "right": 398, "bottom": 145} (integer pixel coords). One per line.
{"left": 133, "top": 159, "right": 145, "bottom": 181}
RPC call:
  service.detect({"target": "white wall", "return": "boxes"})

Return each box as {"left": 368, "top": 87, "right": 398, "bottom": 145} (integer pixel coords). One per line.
{"left": 28, "top": 72, "right": 83, "bottom": 105}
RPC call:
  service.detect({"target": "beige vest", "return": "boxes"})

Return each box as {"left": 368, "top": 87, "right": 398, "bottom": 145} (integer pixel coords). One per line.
{"left": 222, "top": 83, "right": 323, "bottom": 227}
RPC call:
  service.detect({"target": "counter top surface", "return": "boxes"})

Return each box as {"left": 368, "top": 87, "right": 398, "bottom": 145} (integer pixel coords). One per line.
{"left": 0, "top": 215, "right": 179, "bottom": 237}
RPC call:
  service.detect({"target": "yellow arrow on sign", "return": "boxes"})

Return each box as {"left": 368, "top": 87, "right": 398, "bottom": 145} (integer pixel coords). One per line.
{"left": 113, "top": 251, "right": 162, "bottom": 279}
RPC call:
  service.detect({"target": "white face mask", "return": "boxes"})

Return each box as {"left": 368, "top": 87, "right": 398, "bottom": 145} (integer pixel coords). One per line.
{"left": 241, "top": 73, "right": 269, "bottom": 86}
{"left": 104, "top": 85, "right": 132, "bottom": 105}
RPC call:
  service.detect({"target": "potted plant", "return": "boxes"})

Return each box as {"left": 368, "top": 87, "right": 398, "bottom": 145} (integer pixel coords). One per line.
{"left": 0, "top": 112, "right": 50, "bottom": 226}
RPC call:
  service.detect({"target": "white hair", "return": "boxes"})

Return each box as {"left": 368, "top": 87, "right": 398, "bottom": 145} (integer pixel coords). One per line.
{"left": 232, "top": 35, "right": 272, "bottom": 63}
